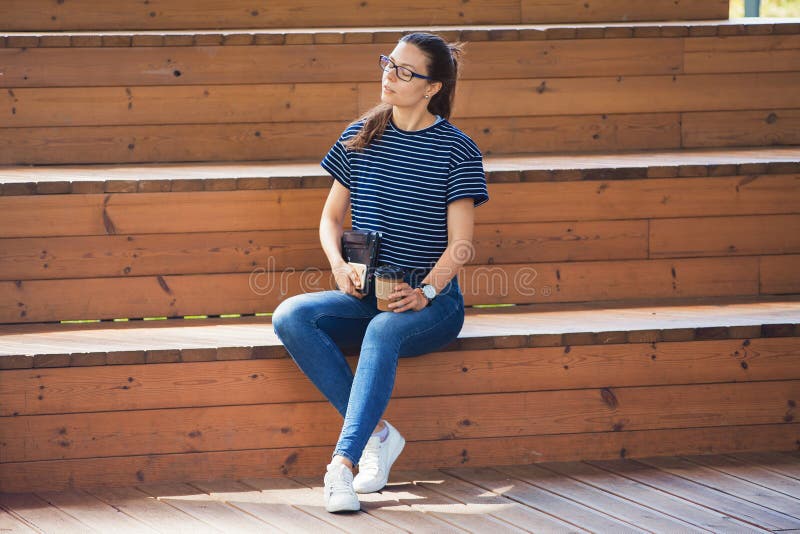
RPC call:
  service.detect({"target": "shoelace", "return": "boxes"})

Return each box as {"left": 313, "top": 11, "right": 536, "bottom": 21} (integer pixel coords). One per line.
{"left": 327, "top": 467, "right": 355, "bottom": 493}
{"left": 358, "top": 436, "right": 382, "bottom": 474}
{"left": 328, "top": 477, "right": 353, "bottom": 493}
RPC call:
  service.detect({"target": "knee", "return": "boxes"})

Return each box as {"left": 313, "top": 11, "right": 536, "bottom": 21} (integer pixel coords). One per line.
{"left": 271, "top": 294, "right": 309, "bottom": 338}
{"left": 361, "top": 313, "right": 401, "bottom": 347}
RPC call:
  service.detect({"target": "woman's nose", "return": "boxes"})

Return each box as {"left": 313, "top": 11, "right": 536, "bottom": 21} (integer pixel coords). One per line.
{"left": 384, "top": 69, "right": 397, "bottom": 83}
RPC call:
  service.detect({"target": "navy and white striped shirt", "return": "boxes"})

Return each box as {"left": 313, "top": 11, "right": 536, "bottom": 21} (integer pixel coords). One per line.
{"left": 321, "top": 116, "right": 489, "bottom": 270}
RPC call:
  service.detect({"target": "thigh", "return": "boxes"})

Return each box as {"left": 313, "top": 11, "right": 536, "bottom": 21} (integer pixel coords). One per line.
{"left": 365, "top": 278, "right": 465, "bottom": 358}
{"left": 273, "top": 289, "right": 379, "bottom": 349}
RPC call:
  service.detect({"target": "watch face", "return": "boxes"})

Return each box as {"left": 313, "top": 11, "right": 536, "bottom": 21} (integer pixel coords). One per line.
{"left": 422, "top": 284, "right": 436, "bottom": 299}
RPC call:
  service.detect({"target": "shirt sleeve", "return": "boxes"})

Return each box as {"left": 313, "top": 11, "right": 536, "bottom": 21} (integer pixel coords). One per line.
{"left": 447, "top": 148, "right": 489, "bottom": 207}
{"left": 320, "top": 133, "right": 352, "bottom": 190}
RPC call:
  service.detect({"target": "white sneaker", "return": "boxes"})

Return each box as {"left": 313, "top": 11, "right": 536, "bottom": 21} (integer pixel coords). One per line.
{"left": 353, "top": 421, "right": 406, "bottom": 494}
{"left": 323, "top": 462, "right": 360, "bottom": 513}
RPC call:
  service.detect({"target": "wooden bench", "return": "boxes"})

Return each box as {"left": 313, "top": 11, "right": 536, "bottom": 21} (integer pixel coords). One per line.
{"left": 2, "top": 18, "right": 799, "bottom": 164}
{"left": 1, "top": 148, "right": 799, "bottom": 492}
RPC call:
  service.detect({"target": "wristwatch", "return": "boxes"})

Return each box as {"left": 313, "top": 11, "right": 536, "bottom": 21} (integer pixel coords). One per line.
{"left": 419, "top": 284, "right": 437, "bottom": 306}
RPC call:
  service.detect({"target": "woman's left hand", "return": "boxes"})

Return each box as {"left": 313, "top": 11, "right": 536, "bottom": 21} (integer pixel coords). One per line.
{"left": 388, "top": 282, "right": 429, "bottom": 312}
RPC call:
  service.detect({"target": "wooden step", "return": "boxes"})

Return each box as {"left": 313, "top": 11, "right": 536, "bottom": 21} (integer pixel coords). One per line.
{"left": 2, "top": 294, "right": 799, "bottom": 365}
{"left": 1, "top": 19, "right": 799, "bottom": 163}
{"left": 2, "top": 0, "right": 731, "bottom": 32}
{"left": 1, "top": 147, "right": 799, "bottom": 322}
{"left": 1, "top": 295, "right": 798, "bottom": 492}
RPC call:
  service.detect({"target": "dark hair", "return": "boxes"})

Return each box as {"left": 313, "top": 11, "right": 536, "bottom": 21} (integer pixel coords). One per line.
{"left": 342, "top": 32, "right": 464, "bottom": 152}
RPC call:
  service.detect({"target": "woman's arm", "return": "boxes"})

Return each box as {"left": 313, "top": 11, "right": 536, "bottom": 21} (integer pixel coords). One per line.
{"left": 320, "top": 180, "right": 364, "bottom": 297}
{"left": 320, "top": 180, "right": 350, "bottom": 269}
{"left": 388, "top": 197, "right": 476, "bottom": 312}
{"left": 423, "top": 197, "right": 476, "bottom": 293}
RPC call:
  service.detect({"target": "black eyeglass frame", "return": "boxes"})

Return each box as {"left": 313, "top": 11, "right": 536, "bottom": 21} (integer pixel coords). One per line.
{"left": 378, "top": 54, "right": 434, "bottom": 82}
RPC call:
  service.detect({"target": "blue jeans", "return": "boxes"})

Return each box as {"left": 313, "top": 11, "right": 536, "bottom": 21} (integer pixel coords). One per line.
{"left": 271, "top": 267, "right": 465, "bottom": 467}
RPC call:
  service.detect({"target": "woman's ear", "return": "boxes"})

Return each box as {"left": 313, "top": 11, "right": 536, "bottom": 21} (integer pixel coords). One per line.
{"left": 428, "top": 81, "right": 443, "bottom": 98}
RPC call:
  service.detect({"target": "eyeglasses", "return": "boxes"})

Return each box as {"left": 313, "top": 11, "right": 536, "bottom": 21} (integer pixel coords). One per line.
{"left": 378, "top": 54, "right": 433, "bottom": 82}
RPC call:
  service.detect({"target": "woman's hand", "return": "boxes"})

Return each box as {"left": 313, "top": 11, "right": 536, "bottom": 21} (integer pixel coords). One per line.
{"left": 332, "top": 260, "right": 365, "bottom": 299}
{"left": 388, "top": 282, "right": 429, "bottom": 312}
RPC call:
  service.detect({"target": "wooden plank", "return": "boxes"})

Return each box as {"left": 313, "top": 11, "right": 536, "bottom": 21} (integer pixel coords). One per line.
{"left": 0, "top": 121, "right": 343, "bottom": 166}
{"left": 351, "top": 486, "right": 469, "bottom": 533}
{"left": 0, "top": 44, "right": 379, "bottom": 87}
{"left": 402, "top": 73, "right": 800, "bottom": 119}
{"left": 0, "top": 507, "right": 39, "bottom": 533}
{"left": 302, "top": 471, "right": 529, "bottom": 533}
{"left": 3, "top": 380, "right": 798, "bottom": 462}
{"left": 684, "top": 34, "right": 800, "bottom": 74}
{"left": 2, "top": 175, "right": 798, "bottom": 239}
{"left": 0, "top": 113, "right": 681, "bottom": 164}
{"left": 496, "top": 460, "right": 763, "bottom": 533}
{"left": 728, "top": 451, "right": 800, "bottom": 480}
{"left": 6, "top": 335, "right": 798, "bottom": 416}
{"left": 0, "top": 0, "right": 731, "bottom": 31}
{"left": 460, "top": 37, "right": 684, "bottom": 79}
{"left": 32, "top": 488, "right": 160, "bottom": 533}
{"left": 762, "top": 254, "right": 800, "bottom": 295}
{"left": 1, "top": 43, "right": 796, "bottom": 88}
{"left": 1, "top": 0, "right": 521, "bottom": 31}
{"left": 436, "top": 465, "right": 645, "bottom": 532}
{"left": 520, "top": 0, "right": 729, "bottom": 23}
{"left": 650, "top": 214, "right": 800, "bottom": 258}
{"left": 680, "top": 453, "right": 800, "bottom": 500}
{"left": 461, "top": 255, "right": 760, "bottom": 306}
{"left": 1, "top": 423, "right": 797, "bottom": 493}
{"left": 238, "top": 476, "right": 399, "bottom": 533}
{"left": 0, "top": 255, "right": 768, "bottom": 322}
{"left": 0, "top": 229, "right": 329, "bottom": 281}
{"left": 2, "top": 84, "right": 359, "bottom": 127}
{"left": 0, "top": 492, "right": 93, "bottom": 533}
{"left": 133, "top": 482, "right": 279, "bottom": 532}
{"left": 0, "top": 38, "right": 685, "bottom": 89}
{"left": 3, "top": 108, "right": 797, "bottom": 165}
{"left": 397, "top": 468, "right": 592, "bottom": 532}
{"left": 83, "top": 485, "right": 224, "bottom": 534}
{"left": 0, "top": 220, "right": 646, "bottom": 281}
{"left": 189, "top": 478, "right": 347, "bottom": 533}
{"left": 0, "top": 189, "right": 328, "bottom": 238}
{"left": 587, "top": 457, "right": 800, "bottom": 531}
{"left": 683, "top": 108, "right": 800, "bottom": 148}
{"left": 495, "top": 462, "right": 704, "bottom": 531}
{"left": 459, "top": 113, "right": 681, "bottom": 155}
{"left": 636, "top": 456, "right": 800, "bottom": 522}
{"left": 473, "top": 175, "right": 800, "bottom": 225}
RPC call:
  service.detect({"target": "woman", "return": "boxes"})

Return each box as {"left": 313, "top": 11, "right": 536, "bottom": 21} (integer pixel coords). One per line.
{"left": 271, "top": 31, "right": 489, "bottom": 513}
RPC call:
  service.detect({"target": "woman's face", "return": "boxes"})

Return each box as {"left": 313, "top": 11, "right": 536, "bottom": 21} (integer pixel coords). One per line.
{"left": 380, "top": 41, "right": 440, "bottom": 108}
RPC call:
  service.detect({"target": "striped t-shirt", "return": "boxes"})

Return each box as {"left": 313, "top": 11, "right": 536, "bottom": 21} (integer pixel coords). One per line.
{"left": 321, "top": 116, "right": 489, "bottom": 270}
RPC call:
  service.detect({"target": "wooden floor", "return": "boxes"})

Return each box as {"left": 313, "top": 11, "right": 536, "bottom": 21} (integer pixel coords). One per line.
{"left": 1, "top": 450, "right": 798, "bottom": 533}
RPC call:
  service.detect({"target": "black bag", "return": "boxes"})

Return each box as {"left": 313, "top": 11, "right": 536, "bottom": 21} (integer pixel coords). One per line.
{"left": 340, "top": 229, "right": 383, "bottom": 294}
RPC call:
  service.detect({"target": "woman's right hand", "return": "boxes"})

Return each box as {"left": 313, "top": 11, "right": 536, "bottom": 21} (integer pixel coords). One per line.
{"left": 332, "top": 260, "right": 365, "bottom": 299}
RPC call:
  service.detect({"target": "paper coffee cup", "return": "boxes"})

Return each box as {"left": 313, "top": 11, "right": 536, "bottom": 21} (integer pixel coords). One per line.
{"left": 374, "top": 265, "right": 405, "bottom": 311}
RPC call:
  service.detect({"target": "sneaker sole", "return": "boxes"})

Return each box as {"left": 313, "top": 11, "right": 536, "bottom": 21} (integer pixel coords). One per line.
{"left": 326, "top": 500, "right": 361, "bottom": 513}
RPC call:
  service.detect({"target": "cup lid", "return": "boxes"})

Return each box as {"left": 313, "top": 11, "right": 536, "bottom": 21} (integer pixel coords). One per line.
{"left": 374, "top": 265, "right": 405, "bottom": 279}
